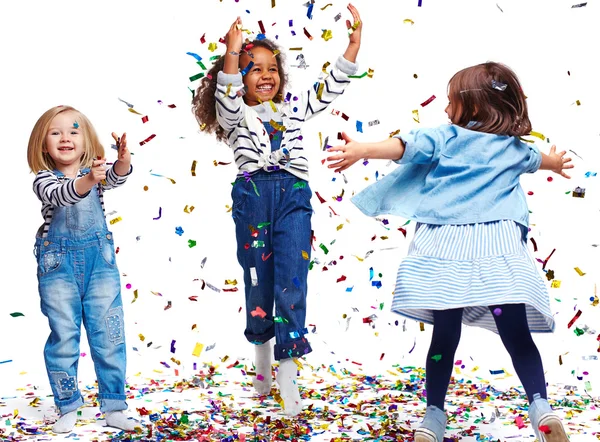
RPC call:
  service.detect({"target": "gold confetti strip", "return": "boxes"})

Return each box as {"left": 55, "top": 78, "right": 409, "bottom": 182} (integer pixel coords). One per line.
{"left": 272, "top": 49, "right": 280, "bottom": 57}
{"left": 530, "top": 131, "right": 545, "bottom": 140}
{"left": 336, "top": 224, "right": 344, "bottom": 231}
{"left": 551, "top": 280, "right": 562, "bottom": 288}
{"left": 289, "top": 47, "right": 303, "bottom": 51}
{"left": 412, "top": 109, "right": 420, "bottom": 123}
{"left": 389, "top": 129, "right": 401, "bottom": 137}
{"left": 269, "top": 119, "right": 286, "bottom": 131}
{"left": 139, "top": 334, "right": 145, "bottom": 341}
{"left": 268, "top": 100, "right": 277, "bottom": 112}
{"left": 320, "top": 2, "right": 332, "bottom": 9}
{"left": 419, "top": 322, "right": 425, "bottom": 331}
{"left": 367, "top": 68, "right": 374, "bottom": 78}
{"left": 109, "top": 216, "right": 122, "bottom": 225}
{"left": 316, "top": 82, "right": 325, "bottom": 100}
{"left": 404, "top": 18, "right": 414, "bottom": 24}
{"left": 225, "top": 279, "right": 238, "bottom": 285}
{"left": 322, "top": 61, "right": 331, "bottom": 73}
{"left": 132, "top": 289, "right": 138, "bottom": 303}
{"left": 191, "top": 160, "right": 197, "bottom": 176}
{"left": 184, "top": 205, "right": 195, "bottom": 213}
{"left": 574, "top": 267, "right": 586, "bottom": 276}
{"left": 302, "top": 250, "right": 309, "bottom": 260}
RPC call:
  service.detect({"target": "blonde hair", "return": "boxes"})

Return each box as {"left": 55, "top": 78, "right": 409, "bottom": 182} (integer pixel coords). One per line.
{"left": 27, "top": 105, "right": 105, "bottom": 173}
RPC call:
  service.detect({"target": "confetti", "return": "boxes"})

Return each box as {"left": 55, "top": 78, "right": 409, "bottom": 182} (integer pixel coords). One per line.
{"left": 9, "top": 312, "right": 24, "bottom": 318}
{"left": 420, "top": 95, "right": 436, "bottom": 107}
{"left": 139, "top": 134, "right": 156, "bottom": 146}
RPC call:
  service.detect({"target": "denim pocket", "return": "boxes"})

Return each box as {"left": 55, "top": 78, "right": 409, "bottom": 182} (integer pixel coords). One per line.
{"left": 38, "top": 246, "right": 63, "bottom": 276}
{"left": 296, "top": 181, "right": 313, "bottom": 206}
{"left": 100, "top": 235, "right": 117, "bottom": 268}
{"left": 66, "top": 194, "right": 95, "bottom": 232}
{"left": 231, "top": 180, "right": 252, "bottom": 212}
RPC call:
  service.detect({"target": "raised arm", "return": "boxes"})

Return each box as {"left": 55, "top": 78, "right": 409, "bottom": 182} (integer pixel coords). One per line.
{"left": 299, "top": 4, "right": 362, "bottom": 121}
{"left": 215, "top": 17, "right": 246, "bottom": 131}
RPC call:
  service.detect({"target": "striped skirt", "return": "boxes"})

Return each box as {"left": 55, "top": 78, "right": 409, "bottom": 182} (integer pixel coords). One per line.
{"left": 391, "top": 220, "right": 555, "bottom": 333}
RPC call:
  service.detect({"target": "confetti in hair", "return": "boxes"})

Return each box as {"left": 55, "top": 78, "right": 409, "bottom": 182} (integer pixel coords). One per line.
{"left": 73, "top": 121, "right": 79, "bottom": 129}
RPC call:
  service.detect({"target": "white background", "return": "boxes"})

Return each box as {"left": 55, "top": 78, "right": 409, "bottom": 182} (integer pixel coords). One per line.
{"left": 0, "top": 0, "right": 599, "bottom": 396}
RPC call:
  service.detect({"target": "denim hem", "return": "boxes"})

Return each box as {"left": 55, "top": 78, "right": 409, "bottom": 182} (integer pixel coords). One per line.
{"left": 244, "top": 329, "right": 275, "bottom": 344}
{"left": 274, "top": 339, "right": 312, "bottom": 361}
{"left": 56, "top": 393, "right": 84, "bottom": 414}
{"left": 99, "top": 398, "right": 128, "bottom": 413}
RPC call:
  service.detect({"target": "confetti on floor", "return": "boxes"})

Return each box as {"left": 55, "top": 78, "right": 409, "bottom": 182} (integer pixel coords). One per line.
{"left": 1, "top": 361, "right": 598, "bottom": 441}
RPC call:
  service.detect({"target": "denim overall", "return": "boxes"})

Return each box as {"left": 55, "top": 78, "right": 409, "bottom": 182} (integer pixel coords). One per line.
{"left": 230, "top": 122, "right": 313, "bottom": 360}
{"left": 34, "top": 174, "right": 127, "bottom": 414}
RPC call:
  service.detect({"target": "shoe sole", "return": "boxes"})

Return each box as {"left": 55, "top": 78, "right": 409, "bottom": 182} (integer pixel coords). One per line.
{"left": 415, "top": 428, "right": 437, "bottom": 442}
{"left": 537, "top": 414, "right": 569, "bottom": 442}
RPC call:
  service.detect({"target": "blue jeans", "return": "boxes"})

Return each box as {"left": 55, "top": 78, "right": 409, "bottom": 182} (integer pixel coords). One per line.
{"left": 232, "top": 170, "right": 313, "bottom": 360}
{"left": 34, "top": 184, "right": 127, "bottom": 414}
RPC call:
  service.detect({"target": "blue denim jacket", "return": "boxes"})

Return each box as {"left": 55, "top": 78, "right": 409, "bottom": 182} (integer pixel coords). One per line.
{"left": 351, "top": 124, "right": 541, "bottom": 228}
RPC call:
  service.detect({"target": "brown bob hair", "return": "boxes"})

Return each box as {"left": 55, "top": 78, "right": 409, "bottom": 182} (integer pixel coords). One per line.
{"left": 192, "top": 38, "right": 288, "bottom": 144}
{"left": 448, "top": 62, "right": 531, "bottom": 137}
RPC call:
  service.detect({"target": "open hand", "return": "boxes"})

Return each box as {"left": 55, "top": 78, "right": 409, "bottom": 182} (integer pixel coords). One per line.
{"left": 547, "top": 145, "right": 573, "bottom": 179}
{"left": 326, "top": 132, "right": 365, "bottom": 173}
{"left": 346, "top": 3, "right": 362, "bottom": 45}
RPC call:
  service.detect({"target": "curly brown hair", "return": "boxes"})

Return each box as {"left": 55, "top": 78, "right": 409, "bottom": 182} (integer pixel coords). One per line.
{"left": 448, "top": 62, "right": 532, "bottom": 137}
{"left": 192, "top": 38, "right": 288, "bottom": 143}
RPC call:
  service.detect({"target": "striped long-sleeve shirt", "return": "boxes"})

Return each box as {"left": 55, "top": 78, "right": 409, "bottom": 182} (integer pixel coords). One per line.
{"left": 33, "top": 164, "right": 132, "bottom": 238}
{"left": 215, "top": 55, "right": 358, "bottom": 180}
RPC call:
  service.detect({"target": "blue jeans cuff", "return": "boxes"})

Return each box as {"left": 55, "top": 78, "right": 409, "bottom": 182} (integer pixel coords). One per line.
{"left": 99, "top": 397, "right": 128, "bottom": 413}
{"left": 244, "top": 329, "right": 275, "bottom": 344}
{"left": 56, "top": 393, "right": 84, "bottom": 414}
{"left": 274, "top": 339, "right": 312, "bottom": 360}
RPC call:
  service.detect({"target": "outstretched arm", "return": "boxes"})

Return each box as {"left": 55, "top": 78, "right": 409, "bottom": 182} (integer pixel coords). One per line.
{"left": 326, "top": 133, "right": 405, "bottom": 173}
{"left": 539, "top": 145, "right": 573, "bottom": 179}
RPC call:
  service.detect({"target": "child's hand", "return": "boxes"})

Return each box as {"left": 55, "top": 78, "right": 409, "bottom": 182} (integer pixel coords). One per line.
{"left": 326, "top": 132, "right": 365, "bottom": 173}
{"left": 547, "top": 145, "right": 574, "bottom": 179}
{"left": 112, "top": 132, "right": 130, "bottom": 164}
{"left": 346, "top": 3, "right": 362, "bottom": 46}
{"left": 87, "top": 158, "right": 107, "bottom": 184}
{"left": 226, "top": 17, "right": 243, "bottom": 53}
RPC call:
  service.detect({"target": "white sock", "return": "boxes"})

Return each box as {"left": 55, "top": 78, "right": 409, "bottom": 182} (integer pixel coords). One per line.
{"left": 254, "top": 341, "right": 272, "bottom": 395}
{"left": 105, "top": 410, "right": 139, "bottom": 431}
{"left": 276, "top": 358, "right": 302, "bottom": 416}
{"left": 52, "top": 410, "right": 77, "bottom": 433}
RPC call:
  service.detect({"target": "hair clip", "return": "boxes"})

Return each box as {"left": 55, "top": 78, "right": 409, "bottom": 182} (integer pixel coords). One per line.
{"left": 492, "top": 80, "right": 507, "bottom": 91}
{"left": 459, "top": 88, "right": 482, "bottom": 94}
{"left": 73, "top": 121, "right": 79, "bottom": 129}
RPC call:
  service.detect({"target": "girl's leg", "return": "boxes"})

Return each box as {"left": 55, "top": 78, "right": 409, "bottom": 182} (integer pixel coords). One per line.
{"left": 488, "top": 303, "right": 546, "bottom": 402}
{"left": 271, "top": 178, "right": 313, "bottom": 416}
{"left": 426, "top": 308, "right": 464, "bottom": 409}
{"left": 415, "top": 308, "right": 462, "bottom": 442}
{"left": 232, "top": 178, "right": 277, "bottom": 395}
{"left": 490, "top": 304, "right": 568, "bottom": 441}
{"left": 83, "top": 237, "right": 137, "bottom": 431}
{"left": 37, "top": 245, "right": 84, "bottom": 432}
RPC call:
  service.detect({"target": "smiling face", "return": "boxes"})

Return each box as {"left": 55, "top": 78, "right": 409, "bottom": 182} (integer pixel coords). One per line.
{"left": 240, "top": 46, "right": 281, "bottom": 107}
{"left": 44, "top": 111, "right": 85, "bottom": 173}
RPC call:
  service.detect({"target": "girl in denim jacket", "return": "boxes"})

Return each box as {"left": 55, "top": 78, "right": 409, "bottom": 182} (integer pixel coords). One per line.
{"left": 327, "top": 63, "right": 572, "bottom": 442}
